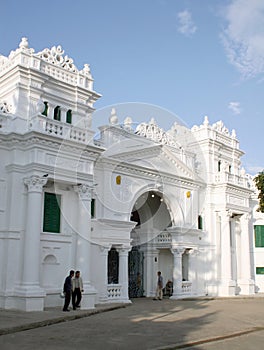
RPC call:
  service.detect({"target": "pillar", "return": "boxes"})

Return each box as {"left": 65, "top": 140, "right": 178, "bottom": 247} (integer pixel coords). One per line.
{"left": 142, "top": 247, "right": 159, "bottom": 297}
{"left": 74, "top": 184, "right": 96, "bottom": 309}
{"left": 239, "top": 213, "right": 255, "bottom": 294}
{"left": 170, "top": 247, "right": 185, "bottom": 299}
{"left": 117, "top": 247, "right": 131, "bottom": 303}
{"left": 98, "top": 246, "right": 111, "bottom": 303}
{"left": 14, "top": 175, "right": 47, "bottom": 311}
{"left": 219, "top": 210, "right": 236, "bottom": 296}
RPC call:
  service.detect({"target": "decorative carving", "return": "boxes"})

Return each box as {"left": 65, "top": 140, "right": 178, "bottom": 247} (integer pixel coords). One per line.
{"left": 80, "top": 64, "right": 92, "bottom": 78}
{"left": 0, "top": 101, "right": 12, "bottom": 114}
{"left": 36, "top": 45, "right": 77, "bottom": 72}
{"left": 136, "top": 118, "right": 180, "bottom": 148}
{"left": 74, "top": 184, "right": 93, "bottom": 201}
{"left": 212, "top": 120, "right": 230, "bottom": 136}
{"left": 24, "top": 175, "right": 47, "bottom": 192}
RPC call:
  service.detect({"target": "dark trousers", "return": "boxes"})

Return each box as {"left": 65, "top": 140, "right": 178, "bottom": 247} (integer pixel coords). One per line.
{"left": 72, "top": 288, "right": 82, "bottom": 308}
{"left": 63, "top": 291, "right": 71, "bottom": 311}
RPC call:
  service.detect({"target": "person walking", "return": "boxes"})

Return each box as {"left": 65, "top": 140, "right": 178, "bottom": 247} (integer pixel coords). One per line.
{"left": 72, "top": 270, "right": 84, "bottom": 310}
{"left": 154, "top": 271, "right": 163, "bottom": 300}
{"left": 62, "top": 270, "right": 74, "bottom": 311}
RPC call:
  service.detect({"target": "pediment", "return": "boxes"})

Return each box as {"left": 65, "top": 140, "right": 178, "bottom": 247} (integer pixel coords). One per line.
{"left": 103, "top": 138, "right": 199, "bottom": 181}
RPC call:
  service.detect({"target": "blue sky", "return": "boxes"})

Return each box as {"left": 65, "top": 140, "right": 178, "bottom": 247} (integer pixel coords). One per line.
{"left": 1, "top": 0, "right": 263, "bottom": 174}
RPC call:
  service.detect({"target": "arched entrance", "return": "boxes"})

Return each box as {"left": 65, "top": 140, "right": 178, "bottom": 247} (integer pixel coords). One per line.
{"left": 129, "top": 190, "right": 172, "bottom": 297}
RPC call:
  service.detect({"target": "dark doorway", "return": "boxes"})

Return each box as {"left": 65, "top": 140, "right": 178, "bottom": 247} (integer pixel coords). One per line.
{"left": 108, "top": 248, "right": 119, "bottom": 284}
{"left": 128, "top": 247, "right": 144, "bottom": 297}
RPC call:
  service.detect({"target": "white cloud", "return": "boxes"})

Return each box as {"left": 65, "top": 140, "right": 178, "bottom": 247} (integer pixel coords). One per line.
{"left": 228, "top": 101, "right": 241, "bottom": 115}
{"left": 177, "top": 10, "right": 197, "bottom": 37}
{"left": 221, "top": 0, "right": 264, "bottom": 79}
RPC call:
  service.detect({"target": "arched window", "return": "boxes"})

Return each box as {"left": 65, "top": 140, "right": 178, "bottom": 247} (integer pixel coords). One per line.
{"left": 66, "top": 109, "right": 72, "bottom": 124}
{"left": 54, "top": 106, "right": 61, "bottom": 121}
{"left": 229, "top": 165, "right": 232, "bottom": 173}
{"left": 42, "top": 101, "right": 48, "bottom": 116}
{"left": 218, "top": 160, "right": 221, "bottom": 172}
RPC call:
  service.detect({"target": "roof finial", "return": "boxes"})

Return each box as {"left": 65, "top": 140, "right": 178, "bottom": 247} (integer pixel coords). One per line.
{"left": 109, "top": 108, "right": 118, "bottom": 125}
{"left": 19, "top": 37, "right": 29, "bottom": 49}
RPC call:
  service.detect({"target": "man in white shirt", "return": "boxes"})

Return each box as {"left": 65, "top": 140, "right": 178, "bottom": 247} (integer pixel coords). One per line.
{"left": 72, "top": 270, "right": 84, "bottom": 310}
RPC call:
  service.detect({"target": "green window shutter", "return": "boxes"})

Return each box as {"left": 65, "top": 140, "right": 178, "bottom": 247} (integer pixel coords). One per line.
{"left": 255, "top": 225, "right": 264, "bottom": 247}
{"left": 91, "top": 198, "right": 95, "bottom": 218}
{"left": 66, "top": 110, "right": 72, "bottom": 124}
{"left": 42, "top": 102, "right": 48, "bottom": 116}
{"left": 256, "top": 267, "right": 264, "bottom": 274}
{"left": 43, "top": 193, "right": 61, "bottom": 233}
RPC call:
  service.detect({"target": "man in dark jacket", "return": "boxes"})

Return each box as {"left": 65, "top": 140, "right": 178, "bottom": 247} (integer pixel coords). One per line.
{"left": 63, "top": 270, "right": 74, "bottom": 311}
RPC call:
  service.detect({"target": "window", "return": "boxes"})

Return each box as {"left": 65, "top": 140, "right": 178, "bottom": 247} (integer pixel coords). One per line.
{"left": 256, "top": 267, "right": 264, "bottom": 275}
{"left": 66, "top": 109, "right": 72, "bottom": 124}
{"left": 42, "top": 101, "right": 48, "bottom": 116}
{"left": 108, "top": 248, "right": 119, "bottom": 284}
{"left": 43, "top": 192, "right": 61, "bottom": 233}
{"left": 218, "top": 160, "right": 221, "bottom": 172}
{"left": 91, "top": 198, "right": 95, "bottom": 218}
{"left": 254, "top": 225, "right": 264, "bottom": 247}
{"left": 198, "top": 215, "right": 203, "bottom": 230}
{"left": 54, "top": 106, "right": 61, "bottom": 121}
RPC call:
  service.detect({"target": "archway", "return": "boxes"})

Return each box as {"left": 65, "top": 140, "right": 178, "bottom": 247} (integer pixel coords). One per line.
{"left": 129, "top": 190, "right": 172, "bottom": 297}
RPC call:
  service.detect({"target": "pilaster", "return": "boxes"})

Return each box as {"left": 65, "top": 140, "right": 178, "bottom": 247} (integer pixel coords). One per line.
{"left": 238, "top": 213, "right": 255, "bottom": 295}
{"left": 14, "top": 175, "right": 47, "bottom": 311}
{"left": 117, "top": 246, "right": 132, "bottom": 303}
{"left": 170, "top": 247, "right": 185, "bottom": 299}
{"left": 74, "top": 183, "right": 97, "bottom": 309}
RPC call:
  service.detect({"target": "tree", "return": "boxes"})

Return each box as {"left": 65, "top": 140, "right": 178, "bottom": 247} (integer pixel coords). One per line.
{"left": 254, "top": 171, "right": 264, "bottom": 212}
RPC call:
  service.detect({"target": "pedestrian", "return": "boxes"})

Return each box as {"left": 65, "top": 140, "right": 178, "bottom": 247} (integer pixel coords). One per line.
{"left": 72, "top": 270, "right": 84, "bottom": 310}
{"left": 62, "top": 270, "right": 74, "bottom": 311}
{"left": 153, "top": 271, "right": 163, "bottom": 300}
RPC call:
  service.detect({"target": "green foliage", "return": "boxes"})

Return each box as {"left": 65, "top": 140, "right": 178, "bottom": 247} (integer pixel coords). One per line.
{"left": 254, "top": 171, "right": 264, "bottom": 213}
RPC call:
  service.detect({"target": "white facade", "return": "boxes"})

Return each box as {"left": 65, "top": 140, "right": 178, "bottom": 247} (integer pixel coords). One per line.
{"left": 0, "top": 39, "right": 262, "bottom": 311}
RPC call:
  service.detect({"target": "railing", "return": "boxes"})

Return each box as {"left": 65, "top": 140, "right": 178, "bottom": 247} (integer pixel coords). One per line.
{"left": 30, "top": 114, "right": 94, "bottom": 144}
{"left": 156, "top": 232, "right": 172, "bottom": 244}
{"left": 107, "top": 284, "right": 122, "bottom": 300}
{"left": 182, "top": 281, "right": 192, "bottom": 294}
{"left": 215, "top": 172, "right": 247, "bottom": 187}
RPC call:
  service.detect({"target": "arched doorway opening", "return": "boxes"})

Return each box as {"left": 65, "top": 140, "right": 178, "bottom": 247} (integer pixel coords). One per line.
{"left": 129, "top": 190, "right": 172, "bottom": 297}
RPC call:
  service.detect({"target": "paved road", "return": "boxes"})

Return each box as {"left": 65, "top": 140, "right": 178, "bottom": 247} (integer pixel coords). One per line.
{"left": 0, "top": 298, "right": 264, "bottom": 350}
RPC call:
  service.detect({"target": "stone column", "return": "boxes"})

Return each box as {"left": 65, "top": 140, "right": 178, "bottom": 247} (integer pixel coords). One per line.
{"left": 219, "top": 210, "right": 236, "bottom": 296}
{"left": 142, "top": 247, "right": 159, "bottom": 297}
{"left": 170, "top": 247, "right": 185, "bottom": 299}
{"left": 239, "top": 213, "right": 255, "bottom": 294}
{"left": 15, "top": 175, "right": 47, "bottom": 311}
{"left": 74, "top": 184, "right": 96, "bottom": 309}
{"left": 98, "top": 246, "right": 111, "bottom": 303}
{"left": 117, "top": 247, "right": 131, "bottom": 303}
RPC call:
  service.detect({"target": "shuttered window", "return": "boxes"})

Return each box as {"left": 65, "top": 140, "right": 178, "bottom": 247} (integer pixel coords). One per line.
{"left": 256, "top": 267, "right": 264, "bottom": 275}
{"left": 43, "top": 192, "right": 61, "bottom": 233}
{"left": 254, "top": 225, "right": 264, "bottom": 247}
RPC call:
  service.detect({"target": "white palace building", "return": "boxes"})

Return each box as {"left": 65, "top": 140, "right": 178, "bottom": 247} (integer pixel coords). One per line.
{"left": 0, "top": 38, "right": 263, "bottom": 311}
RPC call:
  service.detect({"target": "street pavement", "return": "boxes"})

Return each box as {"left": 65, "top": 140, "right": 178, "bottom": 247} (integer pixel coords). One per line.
{"left": 0, "top": 296, "right": 264, "bottom": 349}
